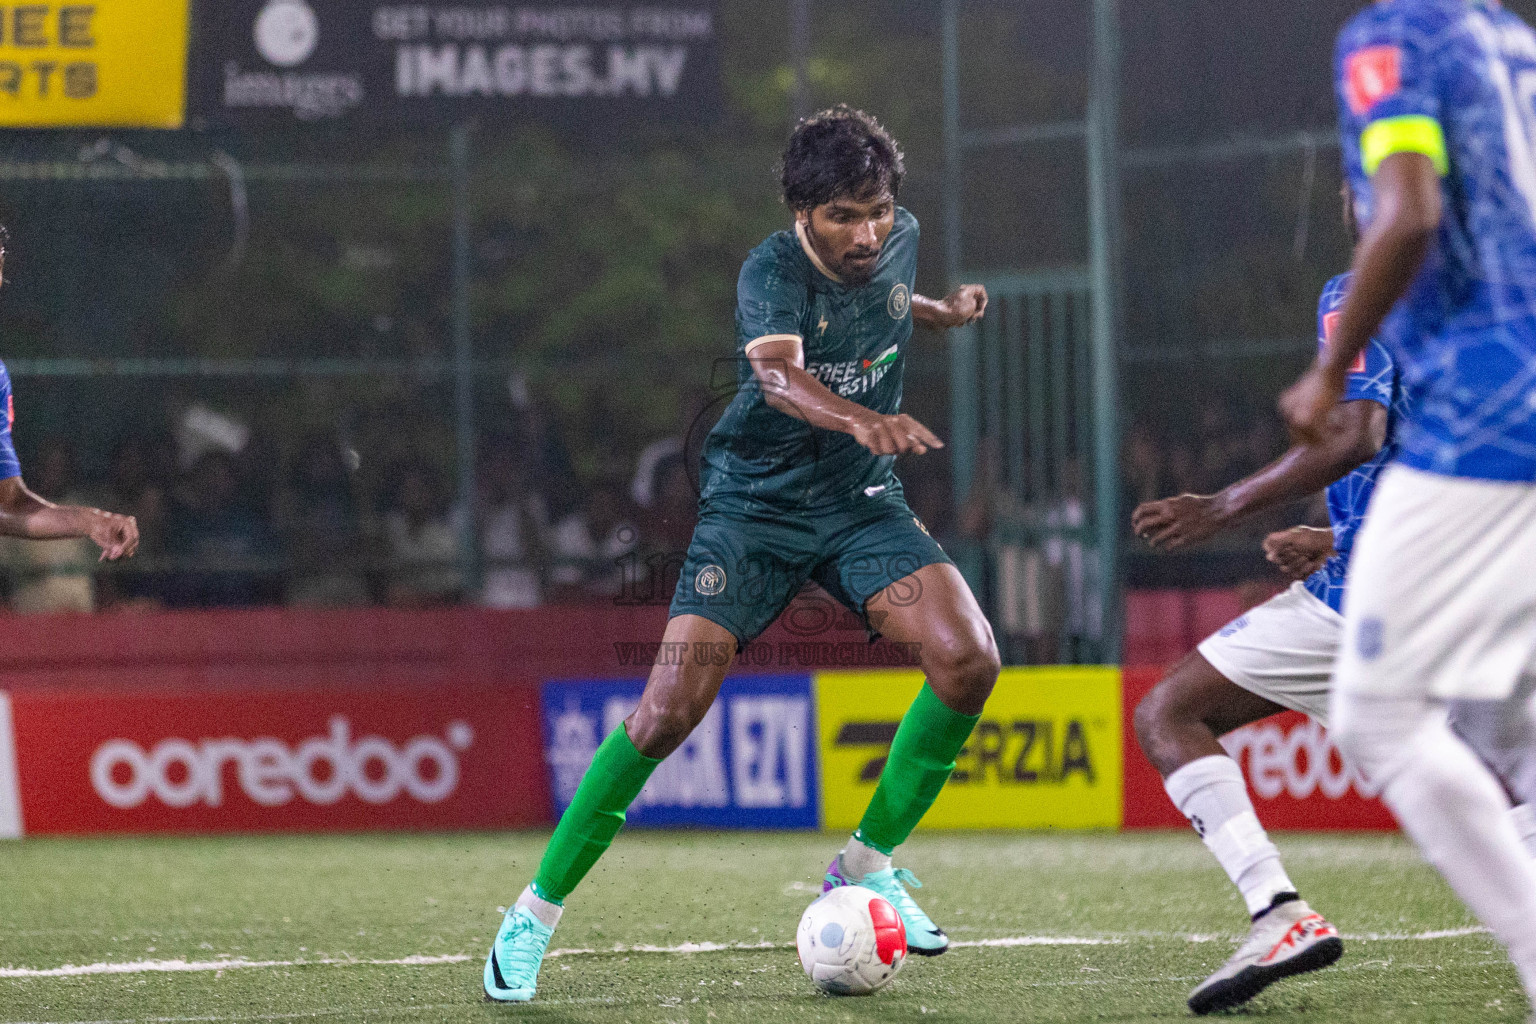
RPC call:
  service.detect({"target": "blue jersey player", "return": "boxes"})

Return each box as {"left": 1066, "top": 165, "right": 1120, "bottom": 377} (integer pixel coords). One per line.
{"left": 1282, "top": 0, "right": 1536, "bottom": 1008}
{"left": 1132, "top": 226, "right": 1403, "bottom": 1010}
{"left": 483, "top": 107, "right": 996, "bottom": 1004}
{"left": 0, "top": 231, "right": 137, "bottom": 563}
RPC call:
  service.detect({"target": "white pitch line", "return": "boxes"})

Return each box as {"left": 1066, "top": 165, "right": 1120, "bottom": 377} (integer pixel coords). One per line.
{"left": 0, "top": 954, "right": 472, "bottom": 979}
{"left": 952, "top": 936, "right": 1120, "bottom": 948}
{"left": 0, "top": 926, "right": 1490, "bottom": 980}
{"left": 547, "top": 940, "right": 782, "bottom": 957}
{"left": 4, "top": 958, "right": 1435, "bottom": 1024}
{"left": 1344, "top": 925, "right": 1491, "bottom": 941}
{"left": 11, "top": 1005, "right": 472, "bottom": 1024}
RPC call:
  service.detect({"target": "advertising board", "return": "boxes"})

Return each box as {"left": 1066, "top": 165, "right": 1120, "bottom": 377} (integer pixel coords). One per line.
{"left": 816, "top": 667, "right": 1123, "bottom": 832}
{"left": 1, "top": 678, "right": 547, "bottom": 835}
{"left": 191, "top": 1, "right": 720, "bottom": 127}
{"left": 0, "top": 0, "right": 189, "bottom": 128}
{"left": 542, "top": 673, "right": 818, "bottom": 829}
{"left": 1120, "top": 666, "right": 1395, "bottom": 830}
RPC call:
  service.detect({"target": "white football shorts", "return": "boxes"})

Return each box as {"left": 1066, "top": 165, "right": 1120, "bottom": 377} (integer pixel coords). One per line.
{"left": 1198, "top": 581, "right": 1341, "bottom": 724}
{"left": 1333, "top": 464, "right": 1536, "bottom": 705}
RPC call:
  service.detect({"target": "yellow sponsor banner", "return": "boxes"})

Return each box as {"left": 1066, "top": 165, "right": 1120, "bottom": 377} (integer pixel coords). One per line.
{"left": 0, "top": 1, "right": 188, "bottom": 128}
{"left": 815, "top": 667, "right": 1122, "bottom": 830}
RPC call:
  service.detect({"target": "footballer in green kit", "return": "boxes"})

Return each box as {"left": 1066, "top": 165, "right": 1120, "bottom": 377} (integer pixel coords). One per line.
{"left": 485, "top": 105, "right": 1000, "bottom": 1003}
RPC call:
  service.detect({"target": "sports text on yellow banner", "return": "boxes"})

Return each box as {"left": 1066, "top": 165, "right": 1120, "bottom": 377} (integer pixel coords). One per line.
{"left": 0, "top": 1, "right": 188, "bottom": 127}
{"left": 816, "top": 667, "right": 1123, "bottom": 831}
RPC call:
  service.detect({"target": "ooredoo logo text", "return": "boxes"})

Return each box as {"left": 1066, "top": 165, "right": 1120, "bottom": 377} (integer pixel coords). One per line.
{"left": 90, "top": 717, "right": 474, "bottom": 810}
{"left": 1221, "top": 717, "right": 1380, "bottom": 802}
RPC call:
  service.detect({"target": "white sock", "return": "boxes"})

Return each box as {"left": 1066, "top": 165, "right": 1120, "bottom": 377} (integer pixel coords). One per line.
{"left": 1375, "top": 720, "right": 1536, "bottom": 994}
{"left": 1512, "top": 805, "right": 1536, "bottom": 861}
{"left": 515, "top": 885, "right": 563, "bottom": 930}
{"left": 1164, "top": 754, "right": 1296, "bottom": 917}
{"left": 840, "top": 834, "right": 893, "bottom": 879}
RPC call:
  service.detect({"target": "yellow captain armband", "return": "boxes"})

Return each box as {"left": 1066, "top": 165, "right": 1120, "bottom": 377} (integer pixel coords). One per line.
{"left": 1361, "top": 115, "right": 1450, "bottom": 176}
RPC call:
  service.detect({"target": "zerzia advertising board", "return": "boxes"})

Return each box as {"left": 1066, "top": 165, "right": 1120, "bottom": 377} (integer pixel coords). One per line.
{"left": 540, "top": 668, "right": 1125, "bottom": 832}
{"left": 190, "top": 0, "right": 721, "bottom": 126}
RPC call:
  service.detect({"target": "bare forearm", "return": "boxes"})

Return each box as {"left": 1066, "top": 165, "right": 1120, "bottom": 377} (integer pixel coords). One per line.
{"left": 0, "top": 495, "right": 96, "bottom": 540}
{"left": 1211, "top": 443, "right": 1368, "bottom": 528}
{"left": 910, "top": 294, "right": 947, "bottom": 329}
{"left": 0, "top": 477, "right": 140, "bottom": 559}
{"left": 748, "top": 339, "right": 942, "bottom": 456}
{"left": 1135, "top": 401, "right": 1382, "bottom": 551}
{"left": 912, "top": 286, "right": 987, "bottom": 330}
{"left": 758, "top": 364, "right": 872, "bottom": 434}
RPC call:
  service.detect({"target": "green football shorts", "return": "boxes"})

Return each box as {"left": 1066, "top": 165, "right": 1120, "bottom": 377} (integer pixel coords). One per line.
{"left": 668, "top": 495, "right": 952, "bottom": 647}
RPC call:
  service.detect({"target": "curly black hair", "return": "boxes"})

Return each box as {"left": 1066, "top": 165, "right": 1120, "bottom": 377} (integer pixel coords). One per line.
{"left": 780, "top": 104, "right": 905, "bottom": 211}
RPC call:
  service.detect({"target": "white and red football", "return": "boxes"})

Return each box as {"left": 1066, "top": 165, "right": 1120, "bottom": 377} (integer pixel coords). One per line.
{"left": 795, "top": 885, "right": 907, "bottom": 995}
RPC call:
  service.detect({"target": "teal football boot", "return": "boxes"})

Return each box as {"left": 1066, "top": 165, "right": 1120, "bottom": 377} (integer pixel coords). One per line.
{"left": 483, "top": 905, "right": 554, "bottom": 1002}
{"left": 824, "top": 856, "right": 949, "bottom": 956}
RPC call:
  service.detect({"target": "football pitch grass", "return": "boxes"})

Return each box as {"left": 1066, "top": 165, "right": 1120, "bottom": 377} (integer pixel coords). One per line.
{"left": 0, "top": 831, "right": 1523, "bottom": 1023}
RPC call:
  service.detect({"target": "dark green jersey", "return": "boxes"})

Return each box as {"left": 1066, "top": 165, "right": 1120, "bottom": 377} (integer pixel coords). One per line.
{"left": 699, "top": 207, "right": 919, "bottom": 514}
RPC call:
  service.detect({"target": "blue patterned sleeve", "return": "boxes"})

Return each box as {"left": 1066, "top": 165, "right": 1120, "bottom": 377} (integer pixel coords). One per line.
{"left": 1318, "top": 277, "right": 1393, "bottom": 409}
{"left": 0, "top": 364, "right": 22, "bottom": 482}
{"left": 1342, "top": 340, "right": 1396, "bottom": 409}
{"left": 1336, "top": 9, "right": 1445, "bottom": 181}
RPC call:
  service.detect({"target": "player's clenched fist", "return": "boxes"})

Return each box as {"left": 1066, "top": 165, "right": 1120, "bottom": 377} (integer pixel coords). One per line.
{"left": 1262, "top": 525, "right": 1334, "bottom": 582}
{"left": 1280, "top": 362, "right": 1347, "bottom": 445}
{"left": 851, "top": 412, "right": 945, "bottom": 457}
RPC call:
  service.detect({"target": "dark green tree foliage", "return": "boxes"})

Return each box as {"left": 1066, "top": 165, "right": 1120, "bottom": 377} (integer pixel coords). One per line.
{"left": 18, "top": 0, "right": 1536, "bottom": 482}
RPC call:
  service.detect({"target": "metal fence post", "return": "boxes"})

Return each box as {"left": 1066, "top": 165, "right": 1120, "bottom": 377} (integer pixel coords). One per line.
{"left": 941, "top": 0, "right": 987, "bottom": 603}
{"left": 791, "top": 0, "right": 811, "bottom": 121}
{"left": 450, "top": 123, "right": 481, "bottom": 599}
{"left": 942, "top": 0, "right": 978, "bottom": 507}
{"left": 1087, "top": 0, "right": 1123, "bottom": 663}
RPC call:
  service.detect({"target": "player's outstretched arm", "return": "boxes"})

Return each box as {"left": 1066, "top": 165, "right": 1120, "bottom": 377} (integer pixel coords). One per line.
{"left": 1281, "top": 152, "right": 1440, "bottom": 441}
{"left": 748, "top": 337, "right": 944, "bottom": 457}
{"left": 0, "top": 477, "right": 139, "bottom": 560}
{"left": 1263, "top": 525, "right": 1336, "bottom": 582}
{"left": 1132, "top": 399, "right": 1386, "bottom": 551}
{"left": 912, "top": 285, "right": 987, "bottom": 330}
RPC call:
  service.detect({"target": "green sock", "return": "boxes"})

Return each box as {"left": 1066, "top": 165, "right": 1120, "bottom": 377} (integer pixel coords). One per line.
{"left": 532, "top": 725, "right": 662, "bottom": 902}
{"left": 856, "top": 683, "right": 981, "bottom": 855}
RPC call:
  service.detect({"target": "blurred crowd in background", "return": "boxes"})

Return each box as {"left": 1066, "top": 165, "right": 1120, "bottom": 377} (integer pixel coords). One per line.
{"left": 0, "top": 375, "right": 1301, "bottom": 622}
{"left": 1121, "top": 399, "right": 1317, "bottom": 543}
{"left": 0, "top": 381, "right": 710, "bottom": 615}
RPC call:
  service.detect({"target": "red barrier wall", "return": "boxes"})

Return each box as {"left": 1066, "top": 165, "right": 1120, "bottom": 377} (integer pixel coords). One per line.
{"left": 0, "top": 604, "right": 683, "bottom": 835}
{"left": 1121, "top": 666, "right": 1395, "bottom": 830}
{"left": 0, "top": 592, "right": 1394, "bottom": 835}
{"left": 11, "top": 680, "right": 549, "bottom": 834}
{"left": 0, "top": 599, "right": 905, "bottom": 836}
{"left": 0, "top": 604, "right": 672, "bottom": 684}
{"left": 1124, "top": 585, "right": 1283, "bottom": 666}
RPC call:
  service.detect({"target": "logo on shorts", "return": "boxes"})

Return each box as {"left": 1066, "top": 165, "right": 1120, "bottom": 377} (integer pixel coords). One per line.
{"left": 1218, "top": 616, "right": 1250, "bottom": 638}
{"left": 1357, "top": 616, "right": 1385, "bottom": 661}
{"left": 887, "top": 283, "right": 911, "bottom": 320}
{"left": 695, "top": 564, "right": 727, "bottom": 596}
